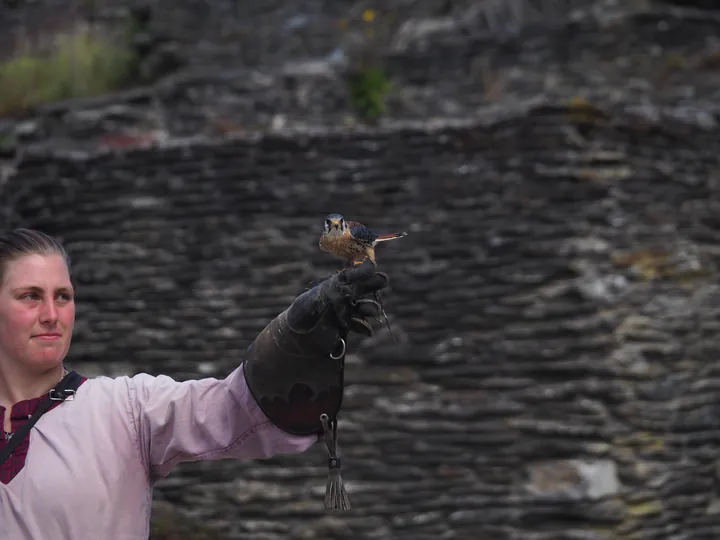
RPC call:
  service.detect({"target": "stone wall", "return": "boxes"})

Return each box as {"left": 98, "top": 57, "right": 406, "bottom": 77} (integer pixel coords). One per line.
{"left": 5, "top": 98, "right": 720, "bottom": 539}
{"left": 4, "top": 0, "right": 720, "bottom": 538}
{"left": 3, "top": 2, "right": 720, "bottom": 142}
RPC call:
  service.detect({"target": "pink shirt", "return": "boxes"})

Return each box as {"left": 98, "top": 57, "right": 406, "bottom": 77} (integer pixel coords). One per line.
{"left": 0, "top": 365, "right": 318, "bottom": 539}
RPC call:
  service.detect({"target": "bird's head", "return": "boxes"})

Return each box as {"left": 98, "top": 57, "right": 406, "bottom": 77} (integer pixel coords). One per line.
{"left": 323, "top": 213, "right": 347, "bottom": 235}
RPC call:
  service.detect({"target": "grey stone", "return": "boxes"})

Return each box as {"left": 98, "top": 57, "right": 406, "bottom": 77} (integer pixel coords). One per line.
{"left": 2, "top": 0, "right": 720, "bottom": 539}
{"left": 526, "top": 459, "right": 620, "bottom": 500}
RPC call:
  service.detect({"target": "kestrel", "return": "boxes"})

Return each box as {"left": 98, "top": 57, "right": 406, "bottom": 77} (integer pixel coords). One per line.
{"left": 318, "top": 213, "right": 407, "bottom": 269}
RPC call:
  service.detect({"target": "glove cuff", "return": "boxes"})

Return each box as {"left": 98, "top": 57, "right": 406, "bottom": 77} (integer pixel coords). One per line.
{"left": 242, "top": 309, "right": 346, "bottom": 436}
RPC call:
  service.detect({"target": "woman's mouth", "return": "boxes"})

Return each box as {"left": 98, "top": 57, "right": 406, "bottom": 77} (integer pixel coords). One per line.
{"left": 33, "top": 333, "right": 61, "bottom": 341}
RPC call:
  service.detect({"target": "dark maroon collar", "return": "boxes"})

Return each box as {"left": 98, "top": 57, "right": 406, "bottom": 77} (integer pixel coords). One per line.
{"left": 1, "top": 376, "right": 89, "bottom": 425}
{"left": 3, "top": 393, "right": 54, "bottom": 423}
{"left": 1, "top": 377, "right": 87, "bottom": 422}
{"left": 0, "top": 375, "right": 88, "bottom": 484}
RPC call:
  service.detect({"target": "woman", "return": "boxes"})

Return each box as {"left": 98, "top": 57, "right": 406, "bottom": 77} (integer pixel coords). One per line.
{"left": 0, "top": 228, "right": 389, "bottom": 539}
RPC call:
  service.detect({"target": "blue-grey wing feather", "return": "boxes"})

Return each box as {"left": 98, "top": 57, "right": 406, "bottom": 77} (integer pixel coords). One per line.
{"left": 348, "top": 221, "right": 379, "bottom": 244}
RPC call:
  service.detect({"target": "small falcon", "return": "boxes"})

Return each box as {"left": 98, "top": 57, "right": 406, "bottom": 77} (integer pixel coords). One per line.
{"left": 319, "top": 213, "right": 407, "bottom": 268}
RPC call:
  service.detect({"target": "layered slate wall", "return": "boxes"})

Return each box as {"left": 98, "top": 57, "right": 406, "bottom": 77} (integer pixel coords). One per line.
{"left": 4, "top": 0, "right": 720, "bottom": 538}
{"left": 4, "top": 100, "right": 720, "bottom": 539}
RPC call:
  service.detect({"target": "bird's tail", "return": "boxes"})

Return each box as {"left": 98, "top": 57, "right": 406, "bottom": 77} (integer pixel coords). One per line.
{"left": 375, "top": 232, "right": 408, "bottom": 242}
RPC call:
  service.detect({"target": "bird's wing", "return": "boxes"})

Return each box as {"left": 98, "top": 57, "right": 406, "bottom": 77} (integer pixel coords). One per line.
{"left": 347, "top": 220, "right": 379, "bottom": 243}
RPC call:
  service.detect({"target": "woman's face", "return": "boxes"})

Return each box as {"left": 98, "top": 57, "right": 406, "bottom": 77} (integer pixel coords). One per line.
{"left": 0, "top": 253, "right": 75, "bottom": 374}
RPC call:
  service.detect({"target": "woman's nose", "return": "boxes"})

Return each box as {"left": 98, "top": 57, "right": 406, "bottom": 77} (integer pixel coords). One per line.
{"left": 39, "top": 300, "right": 59, "bottom": 322}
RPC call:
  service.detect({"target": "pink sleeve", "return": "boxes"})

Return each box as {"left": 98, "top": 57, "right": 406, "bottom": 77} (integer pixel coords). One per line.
{"left": 127, "top": 363, "right": 318, "bottom": 479}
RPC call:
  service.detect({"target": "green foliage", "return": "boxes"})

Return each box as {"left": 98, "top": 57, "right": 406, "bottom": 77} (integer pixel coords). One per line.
{"left": 347, "top": 66, "right": 392, "bottom": 121}
{"left": 0, "top": 29, "right": 138, "bottom": 116}
{"left": 338, "top": 7, "right": 395, "bottom": 122}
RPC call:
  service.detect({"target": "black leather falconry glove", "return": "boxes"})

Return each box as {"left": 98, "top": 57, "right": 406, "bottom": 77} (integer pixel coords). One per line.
{"left": 242, "top": 262, "right": 389, "bottom": 511}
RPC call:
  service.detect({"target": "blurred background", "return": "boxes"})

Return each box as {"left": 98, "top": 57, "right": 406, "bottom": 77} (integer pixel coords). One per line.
{"left": 3, "top": 0, "right": 720, "bottom": 538}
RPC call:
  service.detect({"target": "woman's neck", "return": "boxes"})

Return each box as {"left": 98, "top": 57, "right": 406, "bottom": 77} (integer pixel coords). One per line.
{"left": 0, "top": 364, "right": 66, "bottom": 432}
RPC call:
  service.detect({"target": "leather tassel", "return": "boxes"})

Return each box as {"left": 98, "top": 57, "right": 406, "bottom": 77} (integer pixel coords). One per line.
{"left": 320, "top": 413, "right": 351, "bottom": 511}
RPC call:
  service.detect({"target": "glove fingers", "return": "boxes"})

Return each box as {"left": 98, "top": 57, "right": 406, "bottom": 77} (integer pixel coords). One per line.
{"left": 353, "top": 298, "right": 382, "bottom": 319}
{"left": 341, "top": 264, "right": 389, "bottom": 293}
{"left": 346, "top": 272, "right": 389, "bottom": 298}
{"left": 340, "top": 263, "right": 376, "bottom": 283}
{"left": 349, "top": 316, "right": 374, "bottom": 336}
